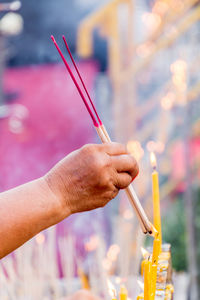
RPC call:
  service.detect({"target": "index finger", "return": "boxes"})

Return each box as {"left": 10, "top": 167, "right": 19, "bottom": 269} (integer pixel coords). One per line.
{"left": 99, "top": 142, "right": 128, "bottom": 156}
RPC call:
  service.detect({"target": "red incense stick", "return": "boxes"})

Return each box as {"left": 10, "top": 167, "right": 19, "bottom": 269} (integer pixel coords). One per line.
{"left": 51, "top": 35, "right": 153, "bottom": 235}
{"left": 62, "top": 35, "right": 103, "bottom": 126}
{"left": 51, "top": 35, "right": 99, "bottom": 127}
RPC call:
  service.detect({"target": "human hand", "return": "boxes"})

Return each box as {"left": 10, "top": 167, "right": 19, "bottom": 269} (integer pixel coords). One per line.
{"left": 60, "top": 290, "right": 102, "bottom": 300}
{"left": 44, "top": 143, "right": 139, "bottom": 218}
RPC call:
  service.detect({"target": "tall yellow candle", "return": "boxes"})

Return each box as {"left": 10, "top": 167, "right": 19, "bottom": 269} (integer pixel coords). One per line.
{"left": 119, "top": 285, "right": 128, "bottom": 300}
{"left": 144, "top": 260, "right": 151, "bottom": 300}
{"left": 150, "top": 152, "right": 162, "bottom": 250}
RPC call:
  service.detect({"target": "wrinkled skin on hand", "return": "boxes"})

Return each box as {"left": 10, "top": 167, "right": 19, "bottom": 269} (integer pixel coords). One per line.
{"left": 45, "top": 143, "right": 139, "bottom": 216}
{"left": 61, "top": 290, "right": 102, "bottom": 300}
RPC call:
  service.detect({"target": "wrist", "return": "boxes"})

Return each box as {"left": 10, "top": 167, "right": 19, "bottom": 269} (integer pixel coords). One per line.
{"left": 40, "top": 174, "right": 71, "bottom": 223}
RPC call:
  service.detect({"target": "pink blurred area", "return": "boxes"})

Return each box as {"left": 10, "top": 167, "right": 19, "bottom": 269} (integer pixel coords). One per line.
{"left": 0, "top": 62, "right": 98, "bottom": 191}
{"left": 0, "top": 62, "right": 103, "bottom": 271}
{"left": 172, "top": 138, "right": 200, "bottom": 191}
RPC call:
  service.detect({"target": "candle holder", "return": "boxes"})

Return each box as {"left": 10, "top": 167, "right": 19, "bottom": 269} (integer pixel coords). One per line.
{"left": 136, "top": 243, "right": 174, "bottom": 300}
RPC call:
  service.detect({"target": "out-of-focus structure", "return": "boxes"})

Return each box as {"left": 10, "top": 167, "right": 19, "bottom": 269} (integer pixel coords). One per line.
{"left": 0, "top": 1, "right": 22, "bottom": 111}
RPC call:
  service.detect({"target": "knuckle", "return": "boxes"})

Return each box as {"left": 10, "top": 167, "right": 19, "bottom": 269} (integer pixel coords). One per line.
{"left": 99, "top": 172, "right": 111, "bottom": 188}
{"left": 93, "top": 153, "right": 110, "bottom": 172}
{"left": 81, "top": 144, "right": 103, "bottom": 167}
{"left": 93, "top": 154, "right": 105, "bottom": 170}
{"left": 81, "top": 144, "right": 96, "bottom": 155}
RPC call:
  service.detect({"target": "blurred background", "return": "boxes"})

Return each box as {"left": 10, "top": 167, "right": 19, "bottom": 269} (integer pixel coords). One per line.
{"left": 0, "top": 0, "right": 200, "bottom": 299}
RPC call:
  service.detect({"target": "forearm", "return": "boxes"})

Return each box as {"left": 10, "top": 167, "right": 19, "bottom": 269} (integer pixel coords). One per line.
{"left": 0, "top": 143, "right": 139, "bottom": 258}
{"left": 0, "top": 177, "right": 70, "bottom": 258}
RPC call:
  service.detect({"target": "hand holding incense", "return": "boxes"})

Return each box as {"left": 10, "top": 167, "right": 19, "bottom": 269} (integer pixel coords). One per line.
{"left": 46, "top": 143, "right": 138, "bottom": 214}
{"left": 51, "top": 35, "right": 153, "bottom": 235}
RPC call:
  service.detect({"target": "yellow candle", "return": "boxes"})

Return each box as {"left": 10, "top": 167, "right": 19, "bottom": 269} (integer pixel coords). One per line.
{"left": 150, "top": 264, "right": 157, "bottom": 300}
{"left": 119, "top": 285, "right": 128, "bottom": 300}
{"left": 150, "top": 238, "right": 161, "bottom": 299}
{"left": 152, "top": 238, "right": 160, "bottom": 265}
{"left": 150, "top": 152, "right": 162, "bottom": 250}
{"left": 166, "top": 284, "right": 174, "bottom": 294}
{"left": 78, "top": 268, "right": 90, "bottom": 290}
{"left": 144, "top": 261, "right": 151, "bottom": 300}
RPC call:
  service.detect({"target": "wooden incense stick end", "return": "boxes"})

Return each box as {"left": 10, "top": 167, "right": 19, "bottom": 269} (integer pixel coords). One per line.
{"left": 149, "top": 223, "right": 159, "bottom": 238}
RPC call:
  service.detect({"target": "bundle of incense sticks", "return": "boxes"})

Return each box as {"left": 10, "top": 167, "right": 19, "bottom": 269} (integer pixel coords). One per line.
{"left": 51, "top": 35, "right": 153, "bottom": 235}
